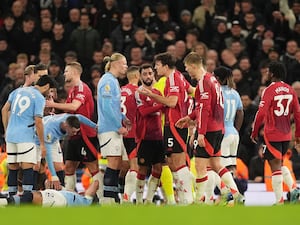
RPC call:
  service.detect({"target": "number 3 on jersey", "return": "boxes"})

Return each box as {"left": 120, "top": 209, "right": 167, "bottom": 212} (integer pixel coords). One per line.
{"left": 12, "top": 93, "right": 31, "bottom": 116}
{"left": 274, "top": 94, "right": 292, "bottom": 116}
{"left": 120, "top": 96, "right": 127, "bottom": 115}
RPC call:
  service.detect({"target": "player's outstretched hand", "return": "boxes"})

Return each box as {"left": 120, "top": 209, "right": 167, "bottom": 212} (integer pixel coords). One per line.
{"left": 175, "top": 116, "right": 190, "bottom": 129}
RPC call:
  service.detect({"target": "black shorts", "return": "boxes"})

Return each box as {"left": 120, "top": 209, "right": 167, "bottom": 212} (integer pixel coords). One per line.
{"left": 263, "top": 141, "right": 289, "bottom": 161}
{"left": 65, "top": 136, "right": 99, "bottom": 162}
{"left": 194, "top": 130, "right": 223, "bottom": 158}
{"left": 137, "top": 140, "right": 165, "bottom": 167}
{"left": 123, "top": 137, "right": 137, "bottom": 159}
{"left": 164, "top": 125, "right": 188, "bottom": 156}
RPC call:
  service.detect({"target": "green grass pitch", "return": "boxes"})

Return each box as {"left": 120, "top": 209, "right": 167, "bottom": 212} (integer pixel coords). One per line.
{"left": 1, "top": 205, "right": 300, "bottom": 225}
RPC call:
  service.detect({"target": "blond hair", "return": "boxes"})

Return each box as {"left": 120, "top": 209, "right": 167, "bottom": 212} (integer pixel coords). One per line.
{"left": 103, "top": 53, "right": 126, "bottom": 72}
{"left": 183, "top": 52, "right": 204, "bottom": 66}
{"left": 66, "top": 61, "right": 83, "bottom": 75}
{"left": 24, "top": 65, "right": 35, "bottom": 76}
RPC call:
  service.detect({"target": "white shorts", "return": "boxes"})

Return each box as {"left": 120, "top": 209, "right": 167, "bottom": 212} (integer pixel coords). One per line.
{"left": 40, "top": 189, "right": 67, "bottom": 207}
{"left": 98, "top": 132, "right": 128, "bottom": 160}
{"left": 220, "top": 134, "right": 239, "bottom": 167}
{"left": 6, "top": 142, "right": 37, "bottom": 164}
{"left": 37, "top": 141, "right": 63, "bottom": 163}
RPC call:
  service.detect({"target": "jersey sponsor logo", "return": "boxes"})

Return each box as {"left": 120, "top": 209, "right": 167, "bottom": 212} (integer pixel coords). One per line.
{"left": 170, "top": 86, "right": 179, "bottom": 93}
{"left": 75, "top": 93, "right": 85, "bottom": 100}
{"left": 46, "top": 133, "right": 52, "bottom": 142}
{"left": 200, "top": 92, "right": 209, "bottom": 99}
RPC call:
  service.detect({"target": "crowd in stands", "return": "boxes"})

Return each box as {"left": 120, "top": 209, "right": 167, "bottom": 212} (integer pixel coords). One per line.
{"left": 0, "top": 0, "right": 300, "bottom": 185}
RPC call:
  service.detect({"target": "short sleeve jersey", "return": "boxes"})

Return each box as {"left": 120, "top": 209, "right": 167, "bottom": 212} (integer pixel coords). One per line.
{"left": 121, "top": 83, "right": 138, "bottom": 138}
{"left": 6, "top": 87, "right": 45, "bottom": 143}
{"left": 66, "top": 81, "right": 96, "bottom": 137}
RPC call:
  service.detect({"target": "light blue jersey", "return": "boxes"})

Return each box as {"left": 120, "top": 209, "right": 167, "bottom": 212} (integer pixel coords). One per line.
{"left": 6, "top": 87, "right": 45, "bottom": 143}
{"left": 97, "top": 72, "right": 124, "bottom": 133}
{"left": 60, "top": 190, "right": 92, "bottom": 206}
{"left": 37, "top": 113, "right": 97, "bottom": 176}
{"left": 221, "top": 85, "right": 243, "bottom": 136}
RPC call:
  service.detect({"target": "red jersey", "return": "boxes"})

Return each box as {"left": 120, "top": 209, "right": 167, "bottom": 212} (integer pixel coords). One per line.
{"left": 121, "top": 83, "right": 138, "bottom": 138}
{"left": 190, "top": 72, "right": 224, "bottom": 134}
{"left": 66, "top": 81, "right": 96, "bottom": 137}
{"left": 252, "top": 81, "right": 300, "bottom": 141}
{"left": 135, "top": 87, "right": 163, "bottom": 141}
{"left": 164, "top": 70, "right": 191, "bottom": 126}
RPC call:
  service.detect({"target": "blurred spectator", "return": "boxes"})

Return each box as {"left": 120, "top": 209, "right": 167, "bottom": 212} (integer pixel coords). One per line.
{"left": 64, "top": 50, "right": 77, "bottom": 65}
{"left": 0, "top": 14, "right": 17, "bottom": 47}
{"left": 238, "top": 93, "right": 258, "bottom": 166}
{"left": 174, "top": 40, "right": 188, "bottom": 72}
{"left": 128, "top": 46, "right": 147, "bottom": 67}
{"left": 48, "top": 60, "right": 65, "bottom": 95}
{"left": 152, "top": 3, "right": 180, "bottom": 43}
{"left": 124, "top": 28, "right": 154, "bottom": 62}
{"left": 11, "top": 0, "right": 25, "bottom": 28}
{"left": 192, "top": 41, "right": 208, "bottom": 59}
{"left": 206, "top": 48, "right": 219, "bottom": 65}
{"left": 50, "top": 0, "right": 68, "bottom": 24}
{"left": 289, "top": 49, "right": 300, "bottom": 85}
{"left": 64, "top": 8, "right": 80, "bottom": 40}
{"left": 178, "top": 9, "right": 198, "bottom": 41}
{"left": 0, "top": 36, "right": 16, "bottom": 68}
{"left": 225, "top": 20, "right": 247, "bottom": 49}
{"left": 101, "top": 40, "right": 113, "bottom": 57}
{"left": 280, "top": 39, "right": 298, "bottom": 84}
{"left": 110, "top": 11, "right": 137, "bottom": 53}
{"left": 252, "top": 84, "right": 267, "bottom": 107}
{"left": 205, "top": 58, "right": 217, "bottom": 73}
{"left": 146, "top": 25, "right": 165, "bottom": 53}
{"left": 11, "top": 15, "right": 40, "bottom": 62}
{"left": 16, "top": 53, "right": 29, "bottom": 69}
{"left": 252, "top": 38, "right": 274, "bottom": 70}
{"left": 93, "top": 0, "right": 120, "bottom": 43}
{"left": 209, "top": 19, "right": 228, "bottom": 53}
{"left": 134, "top": 4, "right": 155, "bottom": 30}
{"left": 230, "top": 39, "right": 248, "bottom": 61}
{"left": 69, "top": 12, "right": 101, "bottom": 79}
{"left": 40, "top": 16, "right": 53, "bottom": 40}
{"left": 91, "top": 49, "right": 104, "bottom": 68}
{"left": 192, "top": 0, "right": 215, "bottom": 31}
{"left": 249, "top": 143, "right": 264, "bottom": 182}
{"left": 51, "top": 21, "right": 68, "bottom": 61}
{"left": 220, "top": 48, "right": 238, "bottom": 69}
{"left": 185, "top": 29, "right": 200, "bottom": 52}
{"left": 37, "top": 48, "right": 51, "bottom": 67}
{"left": 232, "top": 67, "right": 251, "bottom": 95}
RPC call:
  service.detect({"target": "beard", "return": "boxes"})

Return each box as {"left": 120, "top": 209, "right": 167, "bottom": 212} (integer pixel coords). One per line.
{"left": 142, "top": 79, "right": 153, "bottom": 87}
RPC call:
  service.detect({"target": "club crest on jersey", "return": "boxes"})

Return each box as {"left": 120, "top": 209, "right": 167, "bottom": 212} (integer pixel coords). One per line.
{"left": 170, "top": 86, "right": 179, "bottom": 92}
{"left": 200, "top": 92, "right": 209, "bottom": 99}
{"left": 259, "top": 100, "right": 265, "bottom": 107}
{"left": 104, "top": 84, "right": 111, "bottom": 94}
{"left": 46, "top": 133, "right": 51, "bottom": 142}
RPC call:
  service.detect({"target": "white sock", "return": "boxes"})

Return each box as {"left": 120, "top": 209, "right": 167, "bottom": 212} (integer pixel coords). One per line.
{"left": 146, "top": 175, "right": 160, "bottom": 203}
{"left": 136, "top": 178, "right": 146, "bottom": 204}
{"left": 272, "top": 170, "right": 283, "bottom": 203}
{"left": 205, "top": 170, "right": 215, "bottom": 204}
{"left": 281, "top": 166, "right": 296, "bottom": 191}
{"left": 92, "top": 171, "right": 104, "bottom": 203}
{"left": 0, "top": 198, "right": 8, "bottom": 206}
{"left": 172, "top": 171, "right": 181, "bottom": 203}
{"left": 177, "top": 166, "right": 193, "bottom": 204}
{"left": 219, "top": 168, "right": 239, "bottom": 197}
{"left": 124, "top": 170, "right": 137, "bottom": 201}
{"left": 195, "top": 174, "right": 208, "bottom": 203}
{"left": 64, "top": 174, "right": 76, "bottom": 191}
